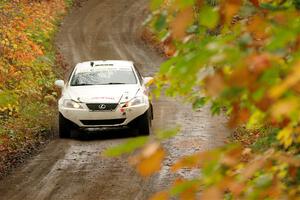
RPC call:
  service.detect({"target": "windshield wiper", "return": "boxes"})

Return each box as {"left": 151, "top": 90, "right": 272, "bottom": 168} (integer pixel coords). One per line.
{"left": 73, "top": 83, "right": 127, "bottom": 86}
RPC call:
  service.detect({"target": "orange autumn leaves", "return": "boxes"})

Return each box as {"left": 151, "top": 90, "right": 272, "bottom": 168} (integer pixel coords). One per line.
{"left": 247, "top": 15, "right": 269, "bottom": 41}
{"left": 151, "top": 145, "right": 300, "bottom": 200}
{"left": 1, "top": 1, "right": 64, "bottom": 64}
{"left": 0, "top": 0, "right": 68, "bottom": 159}
{"left": 220, "top": 0, "right": 243, "bottom": 24}
{"left": 168, "top": 0, "right": 245, "bottom": 41}
{"left": 0, "top": 0, "right": 67, "bottom": 112}
{"left": 204, "top": 58, "right": 300, "bottom": 147}
{"left": 130, "top": 142, "right": 166, "bottom": 177}
{"left": 143, "top": 0, "right": 300, "bottom": 198}
{"left": 201, "top": 9, "right": 300, "bottom": 148}
{"left": 170, "top": 7, "right": 194, "bottom": 40}
{"left": 156, "top": 0, "right": 265, "bottom": 59}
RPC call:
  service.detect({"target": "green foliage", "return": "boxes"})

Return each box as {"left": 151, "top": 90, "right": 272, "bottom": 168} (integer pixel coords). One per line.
{"left": 105, "top": 127, "right": 181, "bottom": 157}
{"left": 150, "top": 0, "right": 164, "bottom": 11}
{"left": 149, "top": 0, "right": 300, "bottom": 145}
{"left": 137, "top": 0, "right": 300, "bottom": 199}
{"left": 198, "top": 5, "right": 219, "bottom": 29}
{"left": 64, "top": 0, "right": 74, "bottom": 7}
{"left": 104, "top": 136, "right": 149, "bottom": 157}
{"left": 156, "top": 127, "right": 180, "bottom": 140}
{"left": 154, "top": 12, "right": 168, "bottom": 32}
{"left": 170, "top": 179, "right": 200, "bottom": 197}
{"left": 192, "top": 97, "right": 207, "bottom": 109}
{"left": 252, "top": 128, "right": 279, "bottom": 152}
{"left": 295, "top": 0, "right": 300, "bottom": 8}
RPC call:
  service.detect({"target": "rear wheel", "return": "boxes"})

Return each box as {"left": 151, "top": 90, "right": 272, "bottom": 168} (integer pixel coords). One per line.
{"left": 137, "top": 110, "right": 151, "bottom": 135}
{"left": 59, "top": 113, "right": 72, "bottom": 138}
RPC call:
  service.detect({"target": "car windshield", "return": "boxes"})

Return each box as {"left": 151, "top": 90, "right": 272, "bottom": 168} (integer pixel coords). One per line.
{"left": 70, "top": 67, "right": 137, "bottom": 86}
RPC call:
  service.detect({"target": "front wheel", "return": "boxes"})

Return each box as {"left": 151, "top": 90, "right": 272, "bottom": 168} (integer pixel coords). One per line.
{"left": 137, "top": 110, "right": 151, "bottom": 135}
{"left": 59, "top": 113, "right": 72, "bottom": 138}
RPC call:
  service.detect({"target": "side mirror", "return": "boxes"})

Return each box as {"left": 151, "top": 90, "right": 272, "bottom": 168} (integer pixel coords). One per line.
{"left": 143, "top": 77, "right": 154, "bottom": 85}
{"left": 55, "top": 80, "right": 65, "bottom": 88}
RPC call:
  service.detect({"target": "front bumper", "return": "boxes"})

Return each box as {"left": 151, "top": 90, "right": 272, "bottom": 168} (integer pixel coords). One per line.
{"left": 59, "top": 103, "right": 149, "bottom": 128}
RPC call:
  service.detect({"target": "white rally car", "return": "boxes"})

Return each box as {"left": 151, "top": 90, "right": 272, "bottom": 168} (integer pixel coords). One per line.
{"left": 55, "top": 60, "right": 153, "bottom": 138}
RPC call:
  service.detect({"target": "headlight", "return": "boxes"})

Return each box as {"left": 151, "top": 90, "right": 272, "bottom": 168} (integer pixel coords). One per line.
{"left": 63, "top": 99, "right": 84, "bottom": 109}
{"left": 127, "top": 96, "right": 145, "bottom": 107}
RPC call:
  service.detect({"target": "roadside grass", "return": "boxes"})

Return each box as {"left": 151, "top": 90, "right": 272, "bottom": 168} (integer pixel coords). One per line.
{"left": 0, "top": 0, "right": 73, "bottom": 177}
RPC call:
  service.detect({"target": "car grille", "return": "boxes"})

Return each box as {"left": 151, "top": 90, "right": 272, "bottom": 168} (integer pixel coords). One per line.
{"left": 86, "top": 103, "right": 118, "bottom": 111}
{"left": 80, "top": 119, "right": 126, "bottom": 126}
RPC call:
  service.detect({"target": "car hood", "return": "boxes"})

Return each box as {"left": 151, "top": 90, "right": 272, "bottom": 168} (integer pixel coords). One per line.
{"left": 65, "top": 84, "right": 140, "bottom": 103}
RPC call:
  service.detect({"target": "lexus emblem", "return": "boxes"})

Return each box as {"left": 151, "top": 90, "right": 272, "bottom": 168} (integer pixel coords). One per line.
{"left": 98, "top": 104, "right": 106, "bottom": 110}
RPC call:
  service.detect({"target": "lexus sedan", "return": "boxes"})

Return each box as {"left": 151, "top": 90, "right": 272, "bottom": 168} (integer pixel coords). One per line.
{"left": 55, "top": 60, "right": 153, "bottom": 138}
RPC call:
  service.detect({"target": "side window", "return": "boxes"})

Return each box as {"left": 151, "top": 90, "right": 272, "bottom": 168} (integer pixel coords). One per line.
{"left": 134, "top": 66, "right": 143, "bottom": 84}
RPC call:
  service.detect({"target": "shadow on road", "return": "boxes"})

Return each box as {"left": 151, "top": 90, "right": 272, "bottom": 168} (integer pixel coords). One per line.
{"left": 71, "top": 128, "right": 139, "bottom": 141}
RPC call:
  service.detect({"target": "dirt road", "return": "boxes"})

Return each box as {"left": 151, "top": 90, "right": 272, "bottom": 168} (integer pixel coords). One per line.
{"left": 0, "top": 0, "right": 229, "bottom": 199}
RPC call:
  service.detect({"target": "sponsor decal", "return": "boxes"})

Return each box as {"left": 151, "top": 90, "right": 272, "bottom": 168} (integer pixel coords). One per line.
{"left": 91, "top": 97, "right": 116, "bottom": 100}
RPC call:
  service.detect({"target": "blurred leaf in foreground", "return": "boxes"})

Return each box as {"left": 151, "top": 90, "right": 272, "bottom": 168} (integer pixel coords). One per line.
{"left": 129, "top": 142, "right": 166, "bottom": 176}
{"left": 156, "top": 126, "right": 180, "bottom": 140}
{"left": 104, "top": 136, "right": 148, "bottom": 157}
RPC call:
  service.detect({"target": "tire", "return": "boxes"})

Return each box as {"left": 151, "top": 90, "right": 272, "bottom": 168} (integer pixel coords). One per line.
{"left": 137, "top": 110, "right": 151, "bottom": 135}
{"left": 59, "top": 113, "right": 72, "bottom": 138}
{"left": 150, "top": 103, "right": 154, "bottom": 120}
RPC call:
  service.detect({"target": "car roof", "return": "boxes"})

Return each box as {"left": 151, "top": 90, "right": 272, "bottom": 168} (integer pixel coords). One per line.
{"left": 73, "top": 60, "right": 135, "bottom": 74}
{"left": 76, "top": 60, "right": 134, "bottom": 70}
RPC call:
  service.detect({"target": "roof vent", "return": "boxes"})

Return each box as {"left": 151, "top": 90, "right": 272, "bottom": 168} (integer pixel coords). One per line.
{"left": 90, "top": 62, "right": 94, "bottom": 67}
